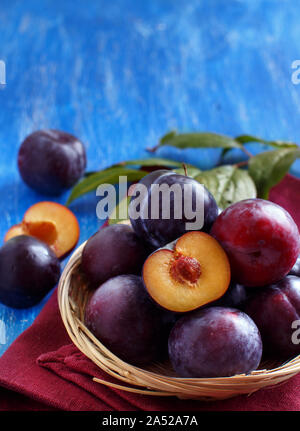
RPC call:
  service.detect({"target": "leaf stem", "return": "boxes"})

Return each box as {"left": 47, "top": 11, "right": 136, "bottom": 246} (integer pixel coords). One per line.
{"left": 234, "top": 160, "right": 249, "bottom": 168}
{"left": 146, "top": 145, "right": 158, "bottom": 153}
{"left": 240, "top": 146, "right": 253, "bottom": 158}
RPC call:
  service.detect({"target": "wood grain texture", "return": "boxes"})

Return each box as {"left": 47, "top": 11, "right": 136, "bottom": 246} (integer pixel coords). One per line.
{"left": 0, "top": 0, "right": 300, "bottom": 355}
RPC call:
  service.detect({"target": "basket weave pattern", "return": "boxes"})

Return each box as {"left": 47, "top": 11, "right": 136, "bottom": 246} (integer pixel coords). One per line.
{"left": 58, "top": 241, "right": 300, "bottom": 401}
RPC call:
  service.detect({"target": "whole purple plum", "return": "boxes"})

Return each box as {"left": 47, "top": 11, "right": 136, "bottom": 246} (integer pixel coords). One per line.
{"left": 168, "top": 307, "right": 262, "bottom": 378}
{"left": 211, "top": 282, "right": 250, "bottom": 310}
{"left": 211, "top": 199, "right": 300, "bottom": 287}
{"left": 84, "top": 274, "right": 170, "bottom": 365}
{"left": 81, "top": 224, "right": 148, "bottom": 288}
{"left": 0, "top": 235, "right": 60, "bottom": 308}
{"left": 289, "top": 254, "right": 300, "bottom": 277}
{"left": 245, "top": 275, "right": 300, "bottom": 358}
{"left": 129, "top": 170, "right": 218, "bottom": 249}
{"left": 18, "top": 129, "right": 86, "bottom": 195}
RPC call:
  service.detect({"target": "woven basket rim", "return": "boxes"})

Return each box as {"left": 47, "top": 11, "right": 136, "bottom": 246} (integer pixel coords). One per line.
{"left": 57, "top": 238, "right": 300, "bottom": 401}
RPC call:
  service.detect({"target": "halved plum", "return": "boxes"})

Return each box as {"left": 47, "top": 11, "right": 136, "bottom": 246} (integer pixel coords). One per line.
{"left": 4, "top": 201, "right": 80, "bottom": 258}
{"left": 143, "top": 231, "right": 231, "bottom": 312}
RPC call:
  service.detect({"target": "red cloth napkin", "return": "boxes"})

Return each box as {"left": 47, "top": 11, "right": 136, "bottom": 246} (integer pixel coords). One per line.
{"left": 0, "top": 174, "right": 299, "bottom": 411}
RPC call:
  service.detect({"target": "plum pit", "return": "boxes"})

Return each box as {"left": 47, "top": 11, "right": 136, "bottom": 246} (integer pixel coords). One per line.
{"left": 170, "top": 255, "right": 201, "bottom": 285}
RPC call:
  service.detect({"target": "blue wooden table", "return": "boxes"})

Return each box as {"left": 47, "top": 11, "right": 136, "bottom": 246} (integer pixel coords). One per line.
{"left": 1, "top": 0, "right": 300, "bottom": 355}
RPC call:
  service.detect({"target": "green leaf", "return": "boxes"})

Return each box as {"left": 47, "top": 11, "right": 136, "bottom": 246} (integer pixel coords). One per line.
{"left": 235, "top": 134, "right": 298, "bottom": 149}
{"left": 195, "top": 165, "right": 257, "bottom": 209}
{"left": 108, "top": 196, "right": 131, "bottom": 225}
{"left": 66, "top": 167, "right": 148, "bottom": 205}
{"left": 160, "top": 130, "right": 177, "bottom": 145}
{"left": 248, "top": 148, "right": 300, "bottom": 199}
{"left": 174, "top": 166, "right": 202, "bottom": 178}
{"left": 150, "top": 131, "right": 242, "bottom": 152}
{"left": 115, "top": 157, "right": 184, "bottom": 168}
{"left": 83, "top": 171, "right": 97, "bottom": 177}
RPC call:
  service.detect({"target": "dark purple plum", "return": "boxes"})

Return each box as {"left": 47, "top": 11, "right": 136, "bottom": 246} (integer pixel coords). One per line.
{"left": 129, "top": 170, "right": 218, "bottom": 249}
{"left": 168, "top": 307, "right": 262, "bottom": 378}
{"left": 211, "top": 282, "right": 249, "bottom": 310}
{"left": 289, "top": 254, "right": 300, "bottom": 277}
{"left": 129, "top": 170, "right": 167, "bottom": 244}
{"left": 245, "top": 275, "right": 300, "bottom": 358}
{"left": 81, "top": 224, "right": 148, "bottom": 288}
{"left": 0, "top": 235, "right": 61, "bottom": 308}
{"left": 18, "top": 129, "right": 86, "bottom": 195}
{"left": 84, "top": 274, "right": 170, "bottom": 365}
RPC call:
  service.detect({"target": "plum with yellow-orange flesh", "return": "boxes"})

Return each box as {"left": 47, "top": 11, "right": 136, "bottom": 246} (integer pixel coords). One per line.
{"left": 4, "top": 201, "right": 79, "bottom": 258}
{"left": 5, "top": 224, "right": 26, "bottom": 242}
{"left": 142, "top": 231, "right": 231, "bottom": 312}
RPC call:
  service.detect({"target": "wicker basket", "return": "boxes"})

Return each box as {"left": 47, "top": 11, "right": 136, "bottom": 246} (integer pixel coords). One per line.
{"left": 58, "top": 239, "right": 300, "bottom": 401}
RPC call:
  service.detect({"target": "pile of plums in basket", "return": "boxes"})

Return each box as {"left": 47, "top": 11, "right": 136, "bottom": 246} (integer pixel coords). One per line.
{"left": 82, "top": 170, "right": 300, "bottom": 378}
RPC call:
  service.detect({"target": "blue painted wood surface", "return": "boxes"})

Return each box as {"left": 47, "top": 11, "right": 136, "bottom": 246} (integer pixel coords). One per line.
{"left": 1, "top": 0, "right": 300, "bottom": 355}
